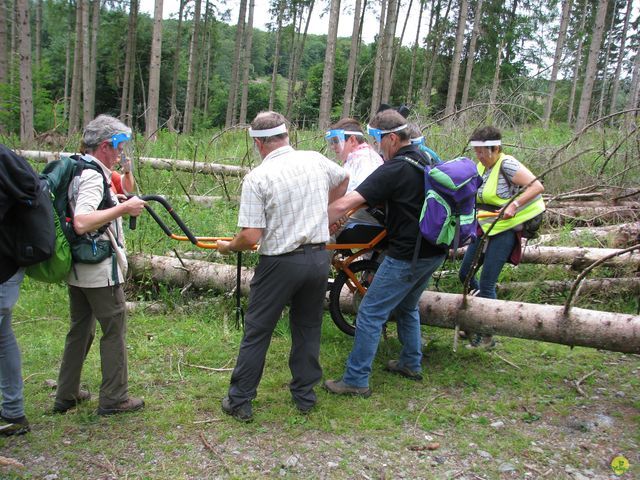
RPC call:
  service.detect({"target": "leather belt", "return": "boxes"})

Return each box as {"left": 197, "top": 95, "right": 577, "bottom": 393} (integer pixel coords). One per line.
{"left": 285, "top": 243, "right": 326, "bottom": 255}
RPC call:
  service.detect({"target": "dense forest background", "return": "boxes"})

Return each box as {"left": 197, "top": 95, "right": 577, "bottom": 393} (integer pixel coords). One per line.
{"left": 1, "top": 0, "right": 639, "bottom": 144}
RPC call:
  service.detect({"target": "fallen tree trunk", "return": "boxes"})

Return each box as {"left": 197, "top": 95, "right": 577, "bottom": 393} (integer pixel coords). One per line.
{"left": 455, "top": 245, "right": 640, "bottom": 269}
{"left": 496, "top": 277, "right": 640, "bottom": 295}
{"left": 533, "top": 222, "right": 640, "bottom": 248}
{"left": 128, "top": 254, "right": 640, "bottom": 354}
{"left": 546, "top": 206, "right": 639, "bottom": 226}
{"left": 546, "top": 200, "right": 639, "bottom": 208}
{"left": 16, "top": 149, "right": 249, "bottom": 177}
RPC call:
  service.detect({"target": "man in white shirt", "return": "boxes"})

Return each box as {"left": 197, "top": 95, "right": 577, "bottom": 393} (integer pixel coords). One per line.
{"left": 217, "top": 111, "right": 348, "bottom": 421}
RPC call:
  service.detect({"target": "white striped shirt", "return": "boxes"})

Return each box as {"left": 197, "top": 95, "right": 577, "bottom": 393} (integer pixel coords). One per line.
{"left": 238, "top": 145, "right": 348, "bottom": 255}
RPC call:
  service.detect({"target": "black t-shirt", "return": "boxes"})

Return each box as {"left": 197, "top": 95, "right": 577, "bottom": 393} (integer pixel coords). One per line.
{"left": 355, "top": 145, "right": 446, "bottom": 260}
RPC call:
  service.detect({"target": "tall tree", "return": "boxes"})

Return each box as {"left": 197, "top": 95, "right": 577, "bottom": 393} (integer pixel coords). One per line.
{"left": 35, "top": 0, "right": 42, "bottom": 73}
{"left": 16, "top": 0, "right": 33, "bottom": 142}
{"left": 225, "top": 0, "right": 246, "bottom": 127}
{"left": 183, "top": 0, "right": 202, "bottom": 134}
{"left": 370, "top": 0, "right": 387, "bottom": 117}
{"left": 609, "top": 0, "right": 632, "bottom": 118}
{"left": 68, "top": 0, "right": 83, "bottom": 135}
{"left": 88, "top": 0, "right": 100, "bottom": 120}
{"left": 81, "top": 0, "right": 91, "bottom": 126}
{"left": 596, "top": 0, "right": 618, "bottom": 120}
{"left": 268, "top": 0, "right": 285, "bottom": 110}
{"left": 624, "top": 47, "right": 640, "bottom": 129}
{"left": 318, "top": 0, "right": 341, "bottom": 129}
{"left": 168, "top": 0, "right": 186, "bottom": 132}
{"left": 567, "top": 0, "right": 588, "bottom": 125}
{"left": 406, "top": 0, "right": 425, "bottom": 104}
{"left": 239, "top": 0, "right": 255, "bottom": 125}
{"left": 444, "top": 0, "right": 469, "bottom": 121}
{"left": 285, "top": 0, "right": 315, "bottom": 118}
{"left": 575, "top": 0, "right": 609, "bottom": 132}
{"left": 380, "top": 0, "right": 399, "bottom": 103}
{"left": 542, "top": 0, "right": 571, "bottom": 129}
{"left": 342, "top": 0, "right": 363, "bottom": 116}
{"left": 120, "top": 0, "right": 139, "bottom": 124}
{"left": 421, "top": 0, "right": 451, "bottom": 108}
{"left": 0, "top": 0, "right": 8, "bottom": 86}
{"left": 460, "top": 0, "right": 483, "bottom": 111}
{"left": 146, "top": 0, "right": 164, "bottom": 140}
{"left": 389, "top": 0, "right": 412, "bottom": 96}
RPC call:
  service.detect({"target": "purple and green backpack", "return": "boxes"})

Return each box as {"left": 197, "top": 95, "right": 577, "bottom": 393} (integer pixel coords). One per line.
{"left": 402, "top": 156, "right": 483, "bottom": 251}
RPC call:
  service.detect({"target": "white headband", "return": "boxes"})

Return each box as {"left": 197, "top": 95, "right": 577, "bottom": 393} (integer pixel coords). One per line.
{"left": 249, "top": 123, "right": 288, "bottom": 138}
{"left": 343, "top": 131, "right": 364, "bottom": 136}
{"left": 469, "top": 140, "right": 501, "bottom": 147}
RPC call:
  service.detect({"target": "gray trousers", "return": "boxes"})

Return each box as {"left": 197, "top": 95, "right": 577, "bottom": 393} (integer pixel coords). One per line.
{"left": 55, "top": 285, "right": 128, "bottom": 409}
{"left": 0, "top": 269, "right": 25, "bottom": 419}
{"left": 227, "top": 247, "right": 329, "bottom": 411}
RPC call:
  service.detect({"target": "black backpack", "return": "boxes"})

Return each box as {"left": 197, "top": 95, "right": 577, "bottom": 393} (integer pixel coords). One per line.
{"left": 0, "top": 178, "right": 56, "bottom": 266}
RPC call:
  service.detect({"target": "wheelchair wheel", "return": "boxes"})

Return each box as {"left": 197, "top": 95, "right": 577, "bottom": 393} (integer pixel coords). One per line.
{"left": 329, "top": 260, "right": 380, "bottom": 336}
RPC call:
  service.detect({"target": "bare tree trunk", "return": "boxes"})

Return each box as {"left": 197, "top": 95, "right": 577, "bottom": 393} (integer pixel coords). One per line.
{"left": 318, "top": 0, "right": 341, "bottom": 129}
{"left": 0, "top": 0, "right": 8, "bottom": 87}
{"left": 380, "top": 0, "right": 398, "bottom": 104}
{"left": 68, "top": 0, "right": 83, "bottom": 135}
{"left": 35, "top": 0, "right": 42, "bottom": 74}
{"left": 609, "top": 0, "right": 632, "bottom": 120}
{"left": 574, "top": 0, "right": 609, "bottom": 132}
{"left": 128, "top": 254, "right": 640, "bottom": 354}
{"left": 268, "top": 0, "right": 285, "bottom": 111}
{"left": 225, "top": 0, "right": 246, "bottom": 127}
{"left": 182, "top": 0, "right": 202, "bottom": 134}
{"left": 542, "top": 0, "right": 571, "bottom": 129}
{"left": 16, "top": 0, "right": 33, "bottom": 143}
{"left": 406, "top": 0, "right": 424, "bottom": 104}
{"left": 369, "top": 0, "right": 387, "bottom": 117}
{"left": 486, "top": 38, "right": 503, "bottom": 121}
{"left": 238, "top": 0, "right": 255, "bottom": 125}
{"left": 596, "top": 0, "right": 617, "bottom": 121}
{"left": 81, "top": 0, "right": 91, "bottom": 126}
{"left": 421, "top": 0, "right": 451, "bottom": 108}
{"left": 126, "top": 0, "right": 138, "bottom": 125}
{"left": 120, "top": 0, "right": 138, "bottom": 124}
{"left": 146, "top": 0, "right": 164, "bottom": 141}
{"left": 389, "top": 0, "right": 412, "bottom": 96}
{"left": 460, "top": 0, "right": 483, "bottom": 110}
{"left": 567, "top": 0, "right": 587, "bottom": 126}
{"left": 497, "top": 277, "right": 640, "bottom": 295}
{"left": 202, "top": 12, "right": 214, "bottom": 116}
{"left": 62, "top": 1, "right": 73, "bottom": 123}
{"left": 285, "top": 1, "right": 315, "bottom": 119}
{"left": 444, "top": 0, "right": 468, "bottom": 122}
{"left": 88, "top": 0, "right": 100, "bottom": 120}
{"left": 195, "top": 0, "right": 209, "bottom": 111}
{"left": 624, "top": 48, "right": 640, "bottom": 129}
{"left": 342, "top": 0, "right": 363, "bottom": 117}
{"left": 167, "top": 0, "right": 185, "bottom": 132}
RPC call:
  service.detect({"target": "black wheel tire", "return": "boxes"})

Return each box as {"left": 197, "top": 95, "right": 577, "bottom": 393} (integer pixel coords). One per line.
{"left": 329, "top": 260, "right": 380, "bottom": 336}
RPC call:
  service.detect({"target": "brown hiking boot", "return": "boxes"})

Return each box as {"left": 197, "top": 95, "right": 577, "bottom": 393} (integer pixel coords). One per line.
{"left": 323, "top": 379, "right": 372, "bottom": 397}
{"left": 97, "top": 397, "right": 145, "bottom": 416}
{"left": 53, "top": 390, "right": 92, "bottom": 414}
{"left": 385, "top": 360, "right": 423, "bottom": 381}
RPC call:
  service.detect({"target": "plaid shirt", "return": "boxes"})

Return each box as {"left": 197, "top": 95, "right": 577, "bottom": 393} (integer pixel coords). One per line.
{"left": 238, "top": 145, "right": 347, "bottom": 255}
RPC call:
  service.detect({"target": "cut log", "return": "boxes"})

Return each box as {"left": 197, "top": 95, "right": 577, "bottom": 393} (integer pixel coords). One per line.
{"left": 455, "top": 245, "right": 640, "bottom": 270}
{"left": 128, "top": 254, "right": 640, "bottom": 354}
{"left": 547, "top": 206, "right": 639, "bottom": 225}
{"left": 496, "top": 277, "right": 640, "bottom": 295}
{"left": 15, "top": 149, "right": 249, "bottom": 177}
{"left": 533, "top": 222, "right": 640, "bottom": 248}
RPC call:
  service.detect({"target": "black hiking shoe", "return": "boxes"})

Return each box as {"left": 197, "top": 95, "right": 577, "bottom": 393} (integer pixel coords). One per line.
{"left": 221, "top": 396, "right": 253, "bottom": 422}
{"left": 385, "top": 360, "right": 423, "bottom": 381}
{"left": 53, "top": 389, "right": 91, "bottom": 414}
{"left": 0, "top": 414, "right": 30, "bottom": 436}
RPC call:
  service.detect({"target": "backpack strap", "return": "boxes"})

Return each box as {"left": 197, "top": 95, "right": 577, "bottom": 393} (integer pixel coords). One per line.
{"left": 397, "top": 154, "right": 427, "bottom": 279}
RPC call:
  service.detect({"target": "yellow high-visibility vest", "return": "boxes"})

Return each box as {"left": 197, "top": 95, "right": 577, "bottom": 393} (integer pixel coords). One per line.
{"left": 477, "top": 153, "right": 545, "bottom": 236}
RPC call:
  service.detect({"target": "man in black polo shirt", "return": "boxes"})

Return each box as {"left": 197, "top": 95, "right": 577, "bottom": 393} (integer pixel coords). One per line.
{"left": 324, "top": 109, "right": 447, "bottom": 396}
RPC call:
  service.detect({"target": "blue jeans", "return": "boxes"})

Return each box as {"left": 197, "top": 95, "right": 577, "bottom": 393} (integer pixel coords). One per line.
{"left": 458, "top": 230, "right": 516, "bottom": 299}
{"left": 0, "top": 269, "right": 25, "bottom": 419}
{"left": 342, "top": 254, "right": 446, "bottom": 387}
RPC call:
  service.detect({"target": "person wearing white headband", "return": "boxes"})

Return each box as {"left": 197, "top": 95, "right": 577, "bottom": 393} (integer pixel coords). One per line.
{"left": 459, "top": 125, "right": 545, "bottom": 350}
{"left": 217, "top": 111, "right": 349, "bottom": 421}
{"left": 324, "top": 108, "right": 447, "bottom": 397}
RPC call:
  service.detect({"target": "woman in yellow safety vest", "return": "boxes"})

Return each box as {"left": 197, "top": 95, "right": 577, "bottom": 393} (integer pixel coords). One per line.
{"left": 458, "top": 126, "right": 545, "bottom": 349}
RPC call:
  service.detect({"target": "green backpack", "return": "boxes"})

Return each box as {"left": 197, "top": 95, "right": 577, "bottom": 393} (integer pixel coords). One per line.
{"left": 25, "top": 155, "right": 114, "bottom": 283}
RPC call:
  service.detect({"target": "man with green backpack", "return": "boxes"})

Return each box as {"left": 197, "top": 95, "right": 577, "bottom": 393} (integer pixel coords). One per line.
{"left": 52, "top": 115, "right": 147, "bottom": 416}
